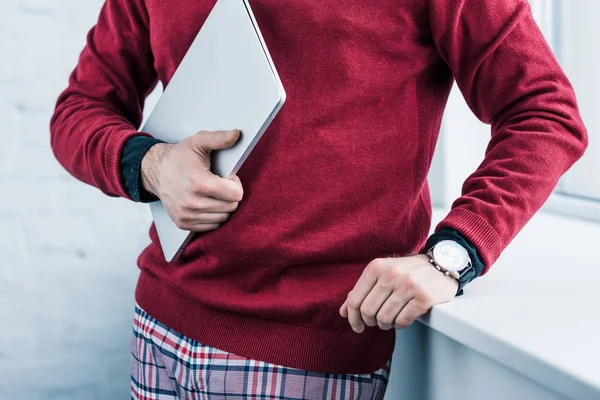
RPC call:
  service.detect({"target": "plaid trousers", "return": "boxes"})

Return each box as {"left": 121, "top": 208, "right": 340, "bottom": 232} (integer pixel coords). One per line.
{"left": 131, "top": 304, "right": 391, "bottom": 400}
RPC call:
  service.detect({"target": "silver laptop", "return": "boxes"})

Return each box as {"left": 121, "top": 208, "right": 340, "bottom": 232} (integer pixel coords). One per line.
{"left": 141, "top": 0, "right": 286, "bottom": 262}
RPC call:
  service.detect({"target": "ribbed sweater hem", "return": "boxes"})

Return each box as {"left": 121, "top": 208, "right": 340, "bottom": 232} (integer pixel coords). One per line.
{"left": 135, "top": 270, "right": 396, "bottom": 374}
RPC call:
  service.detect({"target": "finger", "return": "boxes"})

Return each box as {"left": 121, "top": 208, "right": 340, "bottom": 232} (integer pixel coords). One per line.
{"left": 190, "top": 212, "right": 231, "bottom": 225}
{"left": 177, "top": 210, "right": 230, "bottom": 226}
{"left": 185, "top": 197, "right": 239, "bottom": 213}
{"left": 190, "top": 129, "right": 241, "bottom": 151}
{"left": 227, "top": 175, "right": 242, "bottom": 184}
{"left": 347, "top": 298, "right": 365, "bottom": 333}
{"left": 187, "top": 223, "right": 222, "bottom": 233}
{"left": 346, "top": 259, "right": 388, "bottom": 333}
{"left": 376, "top": 291, "right": 413, "bottom": 330}
{"left": 394, "top": 299, "right": 428, "bottom": 330}
{"left": 174, "top": 219, "right": 222, "bottom": 232}
{"left": 339, "top": 298, "right": 348, "bottom": 318}
{"left": 359, "top": 282, "right": 393, "bottom": 327}
{"left": 195, "top": 174, "right": 244, "bottom": 202}
{"left": 191, "top": 223, "right": 222, "bottom": 233}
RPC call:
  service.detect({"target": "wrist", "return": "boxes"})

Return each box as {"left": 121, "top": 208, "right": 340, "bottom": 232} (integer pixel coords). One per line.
{"left": 423, "top": 229, "right": 485, "bottom": 295}
{"left": 424, "top": 239, "right": 474, "bottom": 296}
{"left": 141, "top": 143, "right": 172, "bottom": 197}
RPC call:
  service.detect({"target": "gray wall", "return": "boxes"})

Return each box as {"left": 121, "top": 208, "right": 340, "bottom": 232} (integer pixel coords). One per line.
{"left": 0, "top": 1, "right": 152, "bottom": 398}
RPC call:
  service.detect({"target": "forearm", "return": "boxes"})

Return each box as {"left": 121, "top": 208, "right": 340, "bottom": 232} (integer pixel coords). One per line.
{"left": 50, "top": 0, "right": 158, "bottom": 199}
{"left": 428, "top": 0, "right": 587, "bottom": 271}
{"left": 50, "top": 96, "right": 149, "bottom": 198}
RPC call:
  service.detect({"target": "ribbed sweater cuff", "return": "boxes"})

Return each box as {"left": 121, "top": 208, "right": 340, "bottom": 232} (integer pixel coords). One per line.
{"left": 435, "top": 207, "right": 502, "bottom": 275}
{"left": 105, "top": 128, "right": 154, "bottom": 200}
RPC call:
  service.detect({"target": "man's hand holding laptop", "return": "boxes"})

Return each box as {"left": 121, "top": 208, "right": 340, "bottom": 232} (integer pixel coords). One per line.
{"left": 140, "top": 129, "right": 244, "bottom": 232}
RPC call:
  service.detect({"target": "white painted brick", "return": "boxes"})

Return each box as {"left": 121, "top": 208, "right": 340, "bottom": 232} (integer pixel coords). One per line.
{"left": 0, "top": 1, "right": 153, "bottom": 398}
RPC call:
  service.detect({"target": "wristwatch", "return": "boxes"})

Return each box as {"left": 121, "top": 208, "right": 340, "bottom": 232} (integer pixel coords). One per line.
{"left": 426, "top": 240, "right": 472, "bottom": 280}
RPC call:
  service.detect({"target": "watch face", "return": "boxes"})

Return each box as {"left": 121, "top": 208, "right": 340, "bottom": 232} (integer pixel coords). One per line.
{"left": 432, "top": 240, "right": 469, "bottom": 272}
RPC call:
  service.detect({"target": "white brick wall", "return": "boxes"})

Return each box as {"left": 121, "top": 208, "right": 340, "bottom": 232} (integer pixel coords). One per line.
{"left": 0, "top": 2, "right": 158, "bottom": 398}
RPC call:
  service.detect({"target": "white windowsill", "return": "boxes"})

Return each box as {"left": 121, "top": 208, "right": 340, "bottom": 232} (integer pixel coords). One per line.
{"left": 420, "top": 208, "right": 600, "bottom": 399}
{"left": 543, "top": 193, "right": 600, "bottom": 225}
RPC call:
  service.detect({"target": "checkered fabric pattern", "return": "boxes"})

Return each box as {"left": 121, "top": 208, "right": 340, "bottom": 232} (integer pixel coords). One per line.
{"left": 131, "top": 304, "right": 391, "bottom": 400}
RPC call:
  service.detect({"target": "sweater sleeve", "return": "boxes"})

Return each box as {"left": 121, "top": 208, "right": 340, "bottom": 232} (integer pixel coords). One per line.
{"left": 50, "top": 0, "right": 158, "bottom": 199}
{"left": 428, "top": 0, "right": 588, "bottom": 273}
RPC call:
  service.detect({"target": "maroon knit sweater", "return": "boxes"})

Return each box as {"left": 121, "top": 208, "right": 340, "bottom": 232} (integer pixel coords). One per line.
{"left": 50, "top": 0, "right": 587, "bottom": 373}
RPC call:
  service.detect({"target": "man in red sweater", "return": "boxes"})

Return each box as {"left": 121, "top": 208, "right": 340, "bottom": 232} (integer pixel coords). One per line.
{"left": 50, "top": 0, "right": 587, "bottom": 398}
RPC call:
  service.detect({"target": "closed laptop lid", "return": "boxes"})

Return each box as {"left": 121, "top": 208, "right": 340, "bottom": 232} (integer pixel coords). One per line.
{"left": 142, "top": 0, "right": 285, "bottom": 261}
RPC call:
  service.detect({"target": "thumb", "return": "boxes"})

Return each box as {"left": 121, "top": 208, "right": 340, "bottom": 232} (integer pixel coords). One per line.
{"left": 190, "top": 129, "right": 241, "bottom": 151}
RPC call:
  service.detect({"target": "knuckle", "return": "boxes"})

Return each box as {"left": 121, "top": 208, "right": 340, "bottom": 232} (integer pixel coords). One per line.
{"left": 196, "top": 180, "right": 214, "bottom": 195}
{"left": 197, "top": 213, "right": 211, "bottom": 223}
{"left": 217, "top": 213, "right": 230, "bottom": 222}
{"left": 359, "top": 304, "right": 375, "bottom": 319}
{"left": 235, "top": 188, "right": 244, "bottom": 202}
{"left": 386, "top": 269, "right": 405, "bottom": 286}
{"left": 391, "top": 274, "right": 406, "bottom": 289}
{"left": 173, "top": 214, "right": 187, "bottom": 229}
{"left": 194, "top": 199, "right": 210, "bottom": 213}
{"left": 347, "top": 296, "right": 361, "bottom": 311}
{"left": 369, "top": 258, "right": 386, "bottom": 274}
{"left": 190, "top": 179, "right": 204, "bottom": 193}
{"left": 377, "top": 314, "right": 393, "bottom": 327}
{"left": 394, "top": 318, "right": 413, "bottom": 330}
{"left": 402, "top": 276, "right": 418, "bottom": 291}
{"left": 180, "top": 199, "right": 196, "bottom": 211}
{"left": 378, "top": 279, "right": 391, "bottom": 292}
{"left": 418, "top": 294, "right": 434, "bottom": 309}
{"left": 383, "top": 270, "right": 402, "bottom": 289}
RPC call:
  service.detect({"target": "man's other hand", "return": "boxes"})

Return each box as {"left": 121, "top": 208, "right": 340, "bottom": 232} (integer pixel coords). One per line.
{"left": 339, "top": 254, "right": 458, "bottom": 332}
{"left": 140, "top": 129, "right": 244, "bottom": 232}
